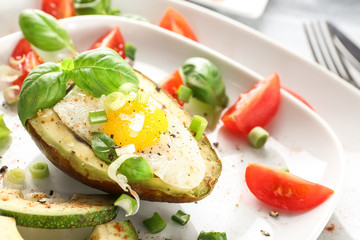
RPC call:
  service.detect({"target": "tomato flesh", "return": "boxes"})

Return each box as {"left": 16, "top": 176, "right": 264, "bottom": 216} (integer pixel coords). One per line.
{"left": 245, "top": 163, "right": 334, "bottom": 211}
{"left": 221, "top": 73, "right": 281, "bottom": 134}
{"left": 42, "top": 0, "right": 76, "bottom": 19}
{"left": 9, "top": 38, "right": 43, "bottom": 88}
{"left": 159, "top": 7, "right": 198, "bottom": 42}
{"left": 159, "top": 70, "right": 184, "bottom": 106}
{"left": 89, "top": 26, "right": 126, "bottom": 59}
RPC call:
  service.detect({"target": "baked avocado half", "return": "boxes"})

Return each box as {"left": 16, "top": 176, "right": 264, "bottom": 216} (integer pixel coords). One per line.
{"left": 25, "top": 71, "right": 222, "bottom": 203}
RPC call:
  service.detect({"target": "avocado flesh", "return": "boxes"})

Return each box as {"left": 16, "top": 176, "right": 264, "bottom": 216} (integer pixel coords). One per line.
{"left": 89, "top": 220, "right": 138, "bottom": 240}
{"left": 26, "top": 71, "right": 222, "bottom": 203}
{"left": 0, "top": 189, "right": 119, "bottom": 229}
{"left": 0, "top": 216, "right": 24, "bottom": 240}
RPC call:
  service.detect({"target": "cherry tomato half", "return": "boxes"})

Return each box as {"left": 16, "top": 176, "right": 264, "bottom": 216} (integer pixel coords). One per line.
{"left": 221, "top": 73, "right": 281, "bottom": 135}
{"left": 159, "top": 7, "right": 198, "bottom": 42}
{"left": 89, "top": 26, "right": 126, "bottom": 59}
{"left": 159, "top": 70, "right": 184, "bottom": 106}
{"left": 245, "top": 163, "right": 334, "bottom": 211}
{"left": 9, "top": 38, "right": 43, "bottom": 88}
{"left": 42, "top": 0, "right": 76, "bottom": 19}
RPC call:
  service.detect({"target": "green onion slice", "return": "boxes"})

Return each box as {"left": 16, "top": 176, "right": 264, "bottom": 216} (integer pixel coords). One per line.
{"left": 248, "top": 126, "right": 269, "bottom": 149}
{"left": 171, "top": 210, "right": 190, "bottom": 226}
{"left": 176, "top": 85, "right": 193, "bottom": 103}
{"left": 0, "top": 114, "right": 11, "bottom": 139}
{"left": 3, "top": 168, "right": 26, "bottom": 189}
{"left": 136, "top": 91, "right": 149, "bottom": 104}
{"left": 114, "top": 194, "right": 138, "bottom": 217}
{"left": 124, "top": 43, "right": 137, "bottom": 61}
{"left": 107, "top": 154, "right": 140, "bottom": 216}
{"left": 118, "top": 157, "right": 154, "bottom": 181}
{"left": 29, "top": 162, "right": 49, "bottom": 179}
{"left": 104, "top": 92, "right": 127, "bottom": 111}
{"left": 143, "top": 212, "right": 167, "bottom": 234}
{"left": 89, "top": 110, "right": 108, "bottom": 125}
{"left": 189, "top": 115, "right": 208, "bottom": 140}
{"left": 197, "top": 231, "right": 228, "bottom": 240}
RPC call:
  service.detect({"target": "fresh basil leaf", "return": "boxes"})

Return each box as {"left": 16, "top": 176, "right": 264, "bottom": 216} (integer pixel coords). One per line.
{"left": 118, "top": 157, "right": 154, "bottom": 181}
{"left": 124, "top": 43, "right": 137, "bottom": 61}
{"left": 18, "top": 62, "right": 70, "bottom": 126}
{"left": 0, "top": 114, "right": 11, "bottom": 138}
{"left": 61, "top": 57, "right": 74, "bottom": 72}
{"left": 74, "top": 0, "right": 120, "bottom": 15}
{"left": 19, "top": 9, "right": 76, "bottom": 54}
{"left": 72, "top": 48, "right": 139, "bottom": 98}
{"left": 90, "top": 132, "right": 118, "bottom": 163}
{"left": 181, "top": 57, "right": 228, "bottom": 109}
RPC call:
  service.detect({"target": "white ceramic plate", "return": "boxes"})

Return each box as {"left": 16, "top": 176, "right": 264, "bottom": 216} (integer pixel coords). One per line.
{"left": 0, "top": 16, "right": 344, "bottom": 240}
{"left": 182, "top": 0, "right": 269, "bottom": 19}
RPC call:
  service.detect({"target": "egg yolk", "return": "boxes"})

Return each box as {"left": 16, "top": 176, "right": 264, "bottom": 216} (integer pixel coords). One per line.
{"left": 104, "top": 101, "right": 168, "bottom": 150}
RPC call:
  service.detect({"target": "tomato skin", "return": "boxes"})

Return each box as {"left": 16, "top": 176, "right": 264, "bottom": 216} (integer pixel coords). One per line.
{"left": 159, "top": 70, "right": 184, "bottom": 106}
{"left": 221, "top": 73, "right": 281, "bottom": 135}
{"left": 282, "top": 86, "right": 315, "bottom": 111}
{"left": 9, "top": 38, "right": 43, "bottom": 88}
{"left": 245, "top": 163, "right": 334, "bottom": 211}
{"left": 89, "top": 26, "right": 126, "bottom": 59}
{"left": 41, "top": 0, "right": 76, "bottom": 19}
{"left": 159, "top": 7, "right": 198, "bottom": 42}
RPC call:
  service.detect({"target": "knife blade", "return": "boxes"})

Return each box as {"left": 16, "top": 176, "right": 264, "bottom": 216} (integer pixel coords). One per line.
{"left": 326, "top": 22, "right": 360, "bottom": 72}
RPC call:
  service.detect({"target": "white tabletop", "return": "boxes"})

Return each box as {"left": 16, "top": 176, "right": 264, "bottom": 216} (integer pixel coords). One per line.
{"left": 217, "top": 1, "right": 360, "bottom": 239}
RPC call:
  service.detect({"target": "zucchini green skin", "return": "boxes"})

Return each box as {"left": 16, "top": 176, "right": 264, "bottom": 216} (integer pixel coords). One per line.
{"left": 26, "top": 71, "right": 222, "bottom": 203}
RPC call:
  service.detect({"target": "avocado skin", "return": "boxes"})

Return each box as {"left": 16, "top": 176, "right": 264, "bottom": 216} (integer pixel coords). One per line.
{"left": 0, "top": 189, "right": 119, "bottom": 229}
{"left": 26, "top": 71, "right": 222, "bottom": 203}
{"left": 89, "top": 220, "right": 138, "bottom": 240}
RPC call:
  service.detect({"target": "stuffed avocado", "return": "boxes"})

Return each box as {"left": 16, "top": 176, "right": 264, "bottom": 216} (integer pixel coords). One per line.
{"left": 25, "top": 69, "right": 222, "bottom": 203}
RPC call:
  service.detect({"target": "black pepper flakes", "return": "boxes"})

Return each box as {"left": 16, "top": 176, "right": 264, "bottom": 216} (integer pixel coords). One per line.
{"left": 269, "top": 211, "right": 279, "bottom": 218}
{"left": 213, "top": 142, "right": 219, "bottom": 148}
{"left": 156, "top": 85, "right": 161, "bottom": 92}
{"left": 0, "top": 165, "right": 8, "bottom": 174}
{"left": 260, "top": 230, "right": 270, "bottom": 237}
{"left": 49, "top": 190, "right": 54, "bottom": 196}
{"left": 108, "top": 152, "right": 114, "bottom": 161}
{"left": 38, "top": 199, "right": 47, "bottom": 204}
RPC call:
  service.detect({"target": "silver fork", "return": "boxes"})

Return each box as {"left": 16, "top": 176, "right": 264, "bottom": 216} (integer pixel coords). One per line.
{"left": 303, "top": 20, "right": 358, "bottom": 87}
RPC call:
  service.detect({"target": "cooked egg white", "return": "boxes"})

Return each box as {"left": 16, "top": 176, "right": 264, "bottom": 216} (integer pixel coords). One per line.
{"left": 53, "top": 86, "right": 206, "bottom": 189}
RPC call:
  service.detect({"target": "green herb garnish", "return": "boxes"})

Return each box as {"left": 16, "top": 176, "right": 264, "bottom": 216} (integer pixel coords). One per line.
{"left": 118, "top": 157, "right": 154, "bottom": 181}
{"left": 90, "top": 132, "right": 118, "bottom": 163}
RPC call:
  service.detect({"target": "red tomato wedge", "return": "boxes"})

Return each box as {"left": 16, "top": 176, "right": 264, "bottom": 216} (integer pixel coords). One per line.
{"left": 159, "top": 70, "right": 184, "bottom": 106}
{"left": 9, "top": 38, "right": 44, "bottom": 88}
{"left": 282, "top": 86, "right": 315, "bottom": 111}
{"left": 159, "top": 7, "right": 198, "bottom": 42}
{"left": 245, "top": 163, "right": 334, "bottom": 211}
{"left": 221, "top": 73, "right": 281, "bottom": 134}
{"left": 42, "top": 0, "right": 76, "bottom": 19}
{"left": 89, "top": 26, "right": 126, "bottom": 59}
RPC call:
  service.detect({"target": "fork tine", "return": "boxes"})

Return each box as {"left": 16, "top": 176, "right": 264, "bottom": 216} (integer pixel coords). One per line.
{"left": 304, "top": 21, "right": 355, "bottom": 83}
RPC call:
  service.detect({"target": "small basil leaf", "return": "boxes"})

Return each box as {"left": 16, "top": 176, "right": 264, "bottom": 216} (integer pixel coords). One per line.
{"left": 72, "top": 48, "right": 139, "bottom": 98}
{"left": 74, "top": 0, "right": 120, "bottom": 15}
{"left": 0, "top": 114, "right": 12, "bottom": 138}
{"left": 18, "top": 62, "right": 70, "bottom": 126}
{"left": 181, "top": 57, "right": 228, "bottom": 109}
{"left": 90, "top": 132, "right": 118, "bottom": 163}
{"left": 61, "top": 57, "right": 74, "bottom": 72}
{"left": 19, "top": 9, "right": 76, "bottom": 54}
{"left": 118, "top": 157, "right": 154, "bottom": 181}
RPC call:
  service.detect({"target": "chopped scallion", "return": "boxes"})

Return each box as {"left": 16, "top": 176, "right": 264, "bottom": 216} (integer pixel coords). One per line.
{"left": 118, "top": 157, "right": 154, "bottom": 181}
{"left": 29, "top": 162, "right": 49, "bottom": 179}
{"left": 3, "top": 168, "right": 26, "bottom": 189}
{"left": 171, "top": 210, "right": 190, "bottom": 226}
{"left": 279, "top": 166, "right": 289, "bottom": 172}
{"left": 136, "top": 91, "right": 149, "bottom": 104}
{"left": 248, "top": 126, "right": 269, "bottom": 149}
{"left": 124, "top": 43, "right": 137, "bottom": 61}
{"left": 176, "top": 85, "right": 193, "bottom": 103}
{"left": 197, "top": 231, "right": 228, "bottom": 240}
{"left": 143, "top": 212, "right": 166, "bottom": 234}
{"left": 189, "top": 115, "right": 208, "bottom": 140}
{"left": 114, "top": 194, "right": 138, "bottom": 217}
{"left": 89, "top": 110, "right": 108, "bottom": 125}
{"left": 104, "top": 92, "right": 126, "bottom": 111}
